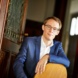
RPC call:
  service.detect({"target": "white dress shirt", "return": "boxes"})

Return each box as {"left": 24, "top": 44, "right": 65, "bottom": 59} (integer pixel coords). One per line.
{"left": 40, "top": 36, "right": 53, "bottom": 59}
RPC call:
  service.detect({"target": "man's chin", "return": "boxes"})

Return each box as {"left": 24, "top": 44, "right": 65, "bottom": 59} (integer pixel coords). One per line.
{"left": 47, "top": 37, "right": 53, "bottom": 41}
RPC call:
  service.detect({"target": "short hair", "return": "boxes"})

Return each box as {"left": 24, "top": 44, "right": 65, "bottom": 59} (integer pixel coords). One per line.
{"left": 43, "top": 16, "right": 62, "bottom": 30}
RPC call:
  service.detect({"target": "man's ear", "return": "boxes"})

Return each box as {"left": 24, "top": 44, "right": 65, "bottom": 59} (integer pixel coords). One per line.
{"left": 42, "top": 25, "right": 44, "bottom": 31}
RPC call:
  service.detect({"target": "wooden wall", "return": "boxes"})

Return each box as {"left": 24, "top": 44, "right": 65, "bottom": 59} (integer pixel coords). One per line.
{"left": 0, "top": 0, "right": 9, "bottom": 50}
{"left": 0, "top": 0, "right": 28, "bottom": 78}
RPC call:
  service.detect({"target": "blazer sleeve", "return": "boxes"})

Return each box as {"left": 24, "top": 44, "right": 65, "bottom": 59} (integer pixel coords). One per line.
{"left": 48, "top": 43, "right": 70, "bottom": 68}
{"left": 13, "top": 38, "right": 28, "bottom": 78}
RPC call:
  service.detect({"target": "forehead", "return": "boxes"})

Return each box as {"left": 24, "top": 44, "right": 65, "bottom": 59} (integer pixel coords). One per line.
{"left": 46, "top": 19, "right": 60, "bottom": 28}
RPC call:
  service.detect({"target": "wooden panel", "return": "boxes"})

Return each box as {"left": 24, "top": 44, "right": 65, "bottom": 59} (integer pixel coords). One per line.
{"left": 0, "top": 51, "right": 11, "bottom": 78}
{"left": 0, "top": 0, "right": 9, "bottom": 50}
{"left": 0, "top": 51, "right": 16, "bottom": 78}
{"left": 1, "top": 0, "right": 28, "bottom": 53}
{"left": 4, "top": 0, "right": 28, "bottom": 43}
{"left": 0, "top": 51, "right": 5, "bottom": 65}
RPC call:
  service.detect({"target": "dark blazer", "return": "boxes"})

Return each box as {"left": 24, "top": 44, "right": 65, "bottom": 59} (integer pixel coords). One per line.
{"left": 13, "top": 36, "right": 70, "bottom": 78}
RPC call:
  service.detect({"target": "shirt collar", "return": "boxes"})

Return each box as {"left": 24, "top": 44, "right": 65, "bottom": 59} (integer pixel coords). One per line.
{"left": 41, "top": 36, "right": 53, "bottom": 47}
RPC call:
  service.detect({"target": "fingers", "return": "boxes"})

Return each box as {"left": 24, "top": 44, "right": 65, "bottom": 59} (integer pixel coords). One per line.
{"left": 39, "top": 64, "right": 45, "bottom": 74}
{"left": 35, "top": 63, "right": 46, "bottom": 74}
{"left": 35, "top": 63, "right": 40, "bottom": 74}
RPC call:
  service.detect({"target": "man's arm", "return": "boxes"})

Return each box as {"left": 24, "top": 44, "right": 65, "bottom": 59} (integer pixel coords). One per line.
{"left": 13, "top": 38, "right": 28, "bottom": 78}
{"left": 13, "top": 57, "right": 27, "bottom": 78}
{"left": 48, "top": 43, "right": 70, "bottom": 67}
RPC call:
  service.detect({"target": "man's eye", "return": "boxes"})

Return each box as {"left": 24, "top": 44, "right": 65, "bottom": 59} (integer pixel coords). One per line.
{"left": 48, "top": 26, "right": 51, "bottom": 28}
{"left": 53, "top": 28, "right": 57, "bottom": 30}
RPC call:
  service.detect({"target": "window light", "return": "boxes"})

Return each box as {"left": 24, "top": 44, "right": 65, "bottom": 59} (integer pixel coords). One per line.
{"left": 75, "top": 17, "right": 78, "bottom": 35}
{"left": 70, "top": 17, "right": 77, "bottom": 36}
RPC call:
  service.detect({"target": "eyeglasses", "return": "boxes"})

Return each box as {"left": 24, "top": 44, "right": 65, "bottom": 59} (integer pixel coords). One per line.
{"left": 44, "top": 24, "right": 60, "bottom": 32}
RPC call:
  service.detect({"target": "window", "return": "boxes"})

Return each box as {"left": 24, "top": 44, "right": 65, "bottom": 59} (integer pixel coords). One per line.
{"left": 70, "top": 16, "right": 78, "bottom": 36}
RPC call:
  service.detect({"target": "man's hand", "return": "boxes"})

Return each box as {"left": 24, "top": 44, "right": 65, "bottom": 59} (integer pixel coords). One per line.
{"left": 35, "top": 54, "right": 49, "bottom": 74}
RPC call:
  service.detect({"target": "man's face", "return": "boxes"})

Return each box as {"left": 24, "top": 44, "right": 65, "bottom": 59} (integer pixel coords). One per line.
{"left": 42, "top": 19, "right": 60, "bottom": 41}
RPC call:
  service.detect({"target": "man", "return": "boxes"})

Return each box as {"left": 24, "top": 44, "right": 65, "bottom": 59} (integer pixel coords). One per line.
{"left": 13, "top": 16, "right": 70, "bottom": 78}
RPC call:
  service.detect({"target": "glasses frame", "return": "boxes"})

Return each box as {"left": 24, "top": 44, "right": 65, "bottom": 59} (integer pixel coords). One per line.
{"left": 44, "top": 24, "right": 60, "bottom": 32}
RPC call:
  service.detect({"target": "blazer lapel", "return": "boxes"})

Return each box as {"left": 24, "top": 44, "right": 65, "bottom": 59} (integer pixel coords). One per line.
{"left": 49, "top": 40, "right": 55, "bottom": 54}
{"left": 35, "top": 36, "right": 41, "bottom": 63}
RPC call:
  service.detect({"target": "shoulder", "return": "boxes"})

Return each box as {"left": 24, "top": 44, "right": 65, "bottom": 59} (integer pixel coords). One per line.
{"left": 53, "top": 40, "right": 61, "bottom": 44}
{"left": 23, "top": 36, "right": 41, "bottom": 42}
{"left": 20, "top": 36, "right": 39, "bottom": 47}
{"left": 52, "top": 40, "right": 64, "bottom": 51}
{"left": 53, "top": 40, "right": 62, "bottom": 47}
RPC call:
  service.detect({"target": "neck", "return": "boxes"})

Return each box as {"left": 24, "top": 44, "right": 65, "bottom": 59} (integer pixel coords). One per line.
{"left": 42, "top": 36, "right": 52, "bottom": 47}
